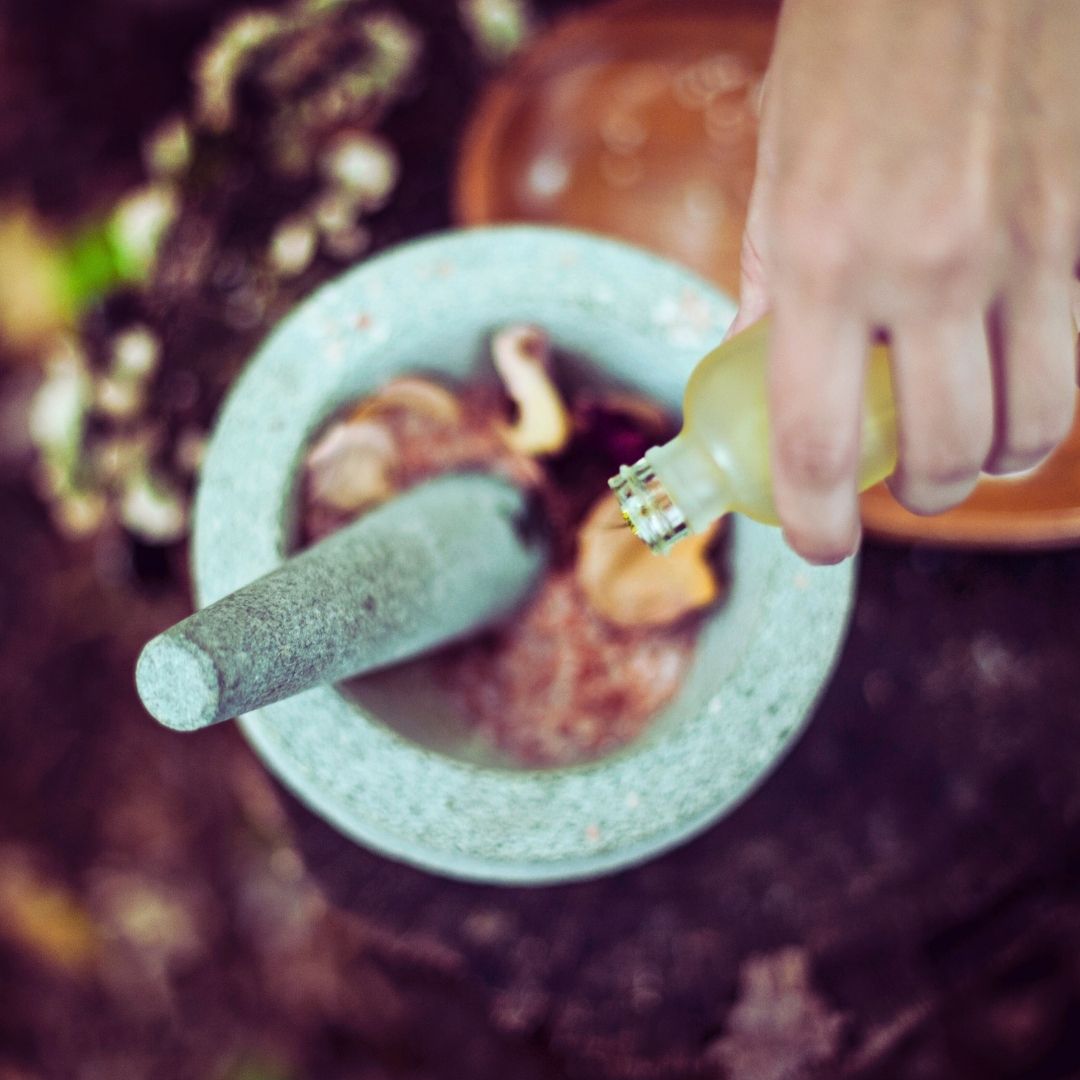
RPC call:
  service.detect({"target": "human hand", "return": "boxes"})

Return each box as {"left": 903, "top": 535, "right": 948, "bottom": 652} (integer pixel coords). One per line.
{"left": 730, "top": 0, "right": 1080, "bottom": 563}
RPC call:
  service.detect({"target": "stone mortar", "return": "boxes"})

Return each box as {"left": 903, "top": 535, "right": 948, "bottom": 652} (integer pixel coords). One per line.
{"left": 193, "top": 225, "right": 855, "bottom": 884}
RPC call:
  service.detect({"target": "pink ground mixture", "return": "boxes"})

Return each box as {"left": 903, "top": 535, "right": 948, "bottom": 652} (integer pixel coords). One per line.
{"left": 435, "top": 571, "right": 698, "bottom": 766}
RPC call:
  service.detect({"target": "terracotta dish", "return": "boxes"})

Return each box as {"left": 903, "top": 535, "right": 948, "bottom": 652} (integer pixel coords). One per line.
{"left": 455, "top": 0, "right": 1080, "bottom": 549}
{"left": 455, "top": 0, "right": 775, "bottom": 297}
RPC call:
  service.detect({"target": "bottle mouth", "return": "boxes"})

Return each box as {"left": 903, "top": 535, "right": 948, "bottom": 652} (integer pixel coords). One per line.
{"left": 608, "top": 456, "right": 688, "bottom": 555}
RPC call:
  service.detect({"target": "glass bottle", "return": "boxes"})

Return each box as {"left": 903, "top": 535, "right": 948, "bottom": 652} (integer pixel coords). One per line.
{"left": 609, "top": 319, "right": 898, "bottom": 553}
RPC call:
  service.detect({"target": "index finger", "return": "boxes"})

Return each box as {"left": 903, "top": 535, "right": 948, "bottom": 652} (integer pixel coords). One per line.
{"left": 767, "top": 297, "right": 870, "bottom": 563}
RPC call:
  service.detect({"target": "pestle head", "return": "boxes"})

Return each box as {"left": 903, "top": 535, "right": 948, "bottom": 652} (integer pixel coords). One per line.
{"left": 135, "top": 472, "right": 546, "bottom": 732}
{"left": 136, "top": 634, "right": 222, "bottom": 731}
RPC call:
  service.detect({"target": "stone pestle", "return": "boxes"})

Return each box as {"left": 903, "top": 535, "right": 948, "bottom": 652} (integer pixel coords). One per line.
{"left": 136, "top": 472, "right": 547, "bottom": 731}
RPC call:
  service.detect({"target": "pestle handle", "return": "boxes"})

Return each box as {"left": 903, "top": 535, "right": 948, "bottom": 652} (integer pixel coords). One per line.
{"left": 136, "top": 473, "right": 546, "bottom": 731}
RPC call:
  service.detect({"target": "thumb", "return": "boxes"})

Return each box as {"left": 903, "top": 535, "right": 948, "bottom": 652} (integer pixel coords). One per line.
{"left": 725, "top": 220, "right": 771, "bottom": 340}
{"left": 724, "top": 67, "right": 776, "bottom": 341}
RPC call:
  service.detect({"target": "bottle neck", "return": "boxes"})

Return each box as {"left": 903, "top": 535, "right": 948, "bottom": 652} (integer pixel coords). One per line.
{"left": 609, "top": 433, "right": 732, "bottom": 554}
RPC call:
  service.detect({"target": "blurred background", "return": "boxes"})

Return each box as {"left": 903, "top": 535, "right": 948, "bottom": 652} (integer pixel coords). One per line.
{"left": 4, "top": 1, "right": 1080, "bottom": 1077}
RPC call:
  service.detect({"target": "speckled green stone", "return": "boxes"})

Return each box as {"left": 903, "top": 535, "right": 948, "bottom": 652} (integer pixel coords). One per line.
{"left": 190, "top": 225, "right": 855, "bottom": 885}
{"left": 137, "top": 473, "right": 545, "bottom": 731}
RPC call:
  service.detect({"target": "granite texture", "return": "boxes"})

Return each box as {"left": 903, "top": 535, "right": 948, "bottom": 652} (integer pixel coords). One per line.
{"left": 136, "top": 473, "right": 546, "bottom": 730}
{"left": 192, "top": 225, "right": 856, "bottom": 883}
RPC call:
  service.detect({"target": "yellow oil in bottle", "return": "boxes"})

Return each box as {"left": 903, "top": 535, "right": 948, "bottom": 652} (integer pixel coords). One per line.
{"left": 609, "top": 318, "right": 898, "bottom": 552}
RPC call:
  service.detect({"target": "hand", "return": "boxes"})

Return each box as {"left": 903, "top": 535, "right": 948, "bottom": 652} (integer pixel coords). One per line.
{"left": 730, "top": 0, "right": 1080, "bottom": 563}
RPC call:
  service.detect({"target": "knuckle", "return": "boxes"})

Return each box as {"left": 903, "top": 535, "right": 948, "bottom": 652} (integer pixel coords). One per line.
{"left": 887, "top": 186, "right": 999, "bottom": 295}
{"left": 900, "top": 215, "right": 992, "bottom": 285}
{"left": 1011, "top": 177, "right": 1076, "bottom": 263}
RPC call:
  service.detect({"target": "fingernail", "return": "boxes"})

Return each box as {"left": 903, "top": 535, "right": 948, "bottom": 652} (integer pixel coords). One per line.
{"left": 890, "top": 476, "right": 977, "bottom": 516}
{"left": 782, "top": 531, "right": 856, "bottom": 566}
{"left": 984, "top": 447, "right": 1054, "bottom": 477}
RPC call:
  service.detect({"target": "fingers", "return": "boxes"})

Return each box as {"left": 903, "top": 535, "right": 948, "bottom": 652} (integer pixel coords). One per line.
{"left": 985, "top": 274, "right": 1077, "bottom": 474}
{"left": 885, "top": 314, "right": 994, "bottom": 514}
{"left": 767, "top": 301, "right": 868, "bottom": 563}
{"left": 1073, "top": 281, "right": 1080, "bottom": 385}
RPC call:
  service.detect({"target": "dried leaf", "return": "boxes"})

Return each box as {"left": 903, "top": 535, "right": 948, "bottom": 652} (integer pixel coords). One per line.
{"left": 709, "top": 947, "right": 846, "bottom": 1080}
{"left": 576, "top": 493, "right": 720, "bottom": 627}
{"left": 0, "top": 848, "right": 98, "bottom": 975}
{"left": 0, "top": 208, "right": 71, "bottom": 351}
{"left": 350, "top": 376, "right": 462, "bottom": 426}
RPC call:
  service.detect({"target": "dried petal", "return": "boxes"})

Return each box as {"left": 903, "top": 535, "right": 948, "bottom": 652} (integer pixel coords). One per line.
{"left": 121, "top": 468, "right": 187, "bottom": 543}
{"left": 110, "top": 326, "right": 160, "bottom": 380}
{"left": 350, "top": 376, "right": 462, "bottom": 426}
{"left": 321, "top": 132, "right": 399, "bottom": 209}
{"left": 194, "top": 12, "right": 282, "bottom": 133}
{"left": 490, "top": 324, "right": 570, "bottom": 455}
{"left": 313, "top": 189, "right": 360, "bottom": 233}
{"left": 143, "top": 115, "right": 192, "bottom": 178}
{"left": 28, "top": 340, "right": 91, "bottom": 471}
{"left": 313, "top": 190, "right": 371, "bottom": 260}
{"left": 576, "top": 493, "right": 721, "bottom": 627}
{"left": 459, "top": 0, "right": 534, "bottom": 62}
{"left": 55, "top": 489, "right": 108, "bottom": 539}
{"left": 306, "top": 419, "right": 396, "bottom": 512}
{"left": 109, "top": 185, "right": 178, "bottom": 280}
{"left": 95, "top": 375, "right": 144, "bottom": 419}
{"left": 323, "top": 224, "right": 371, "bottom": 261}
{"left": 269, "top": 216, "right": 317, "bottom": 276}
